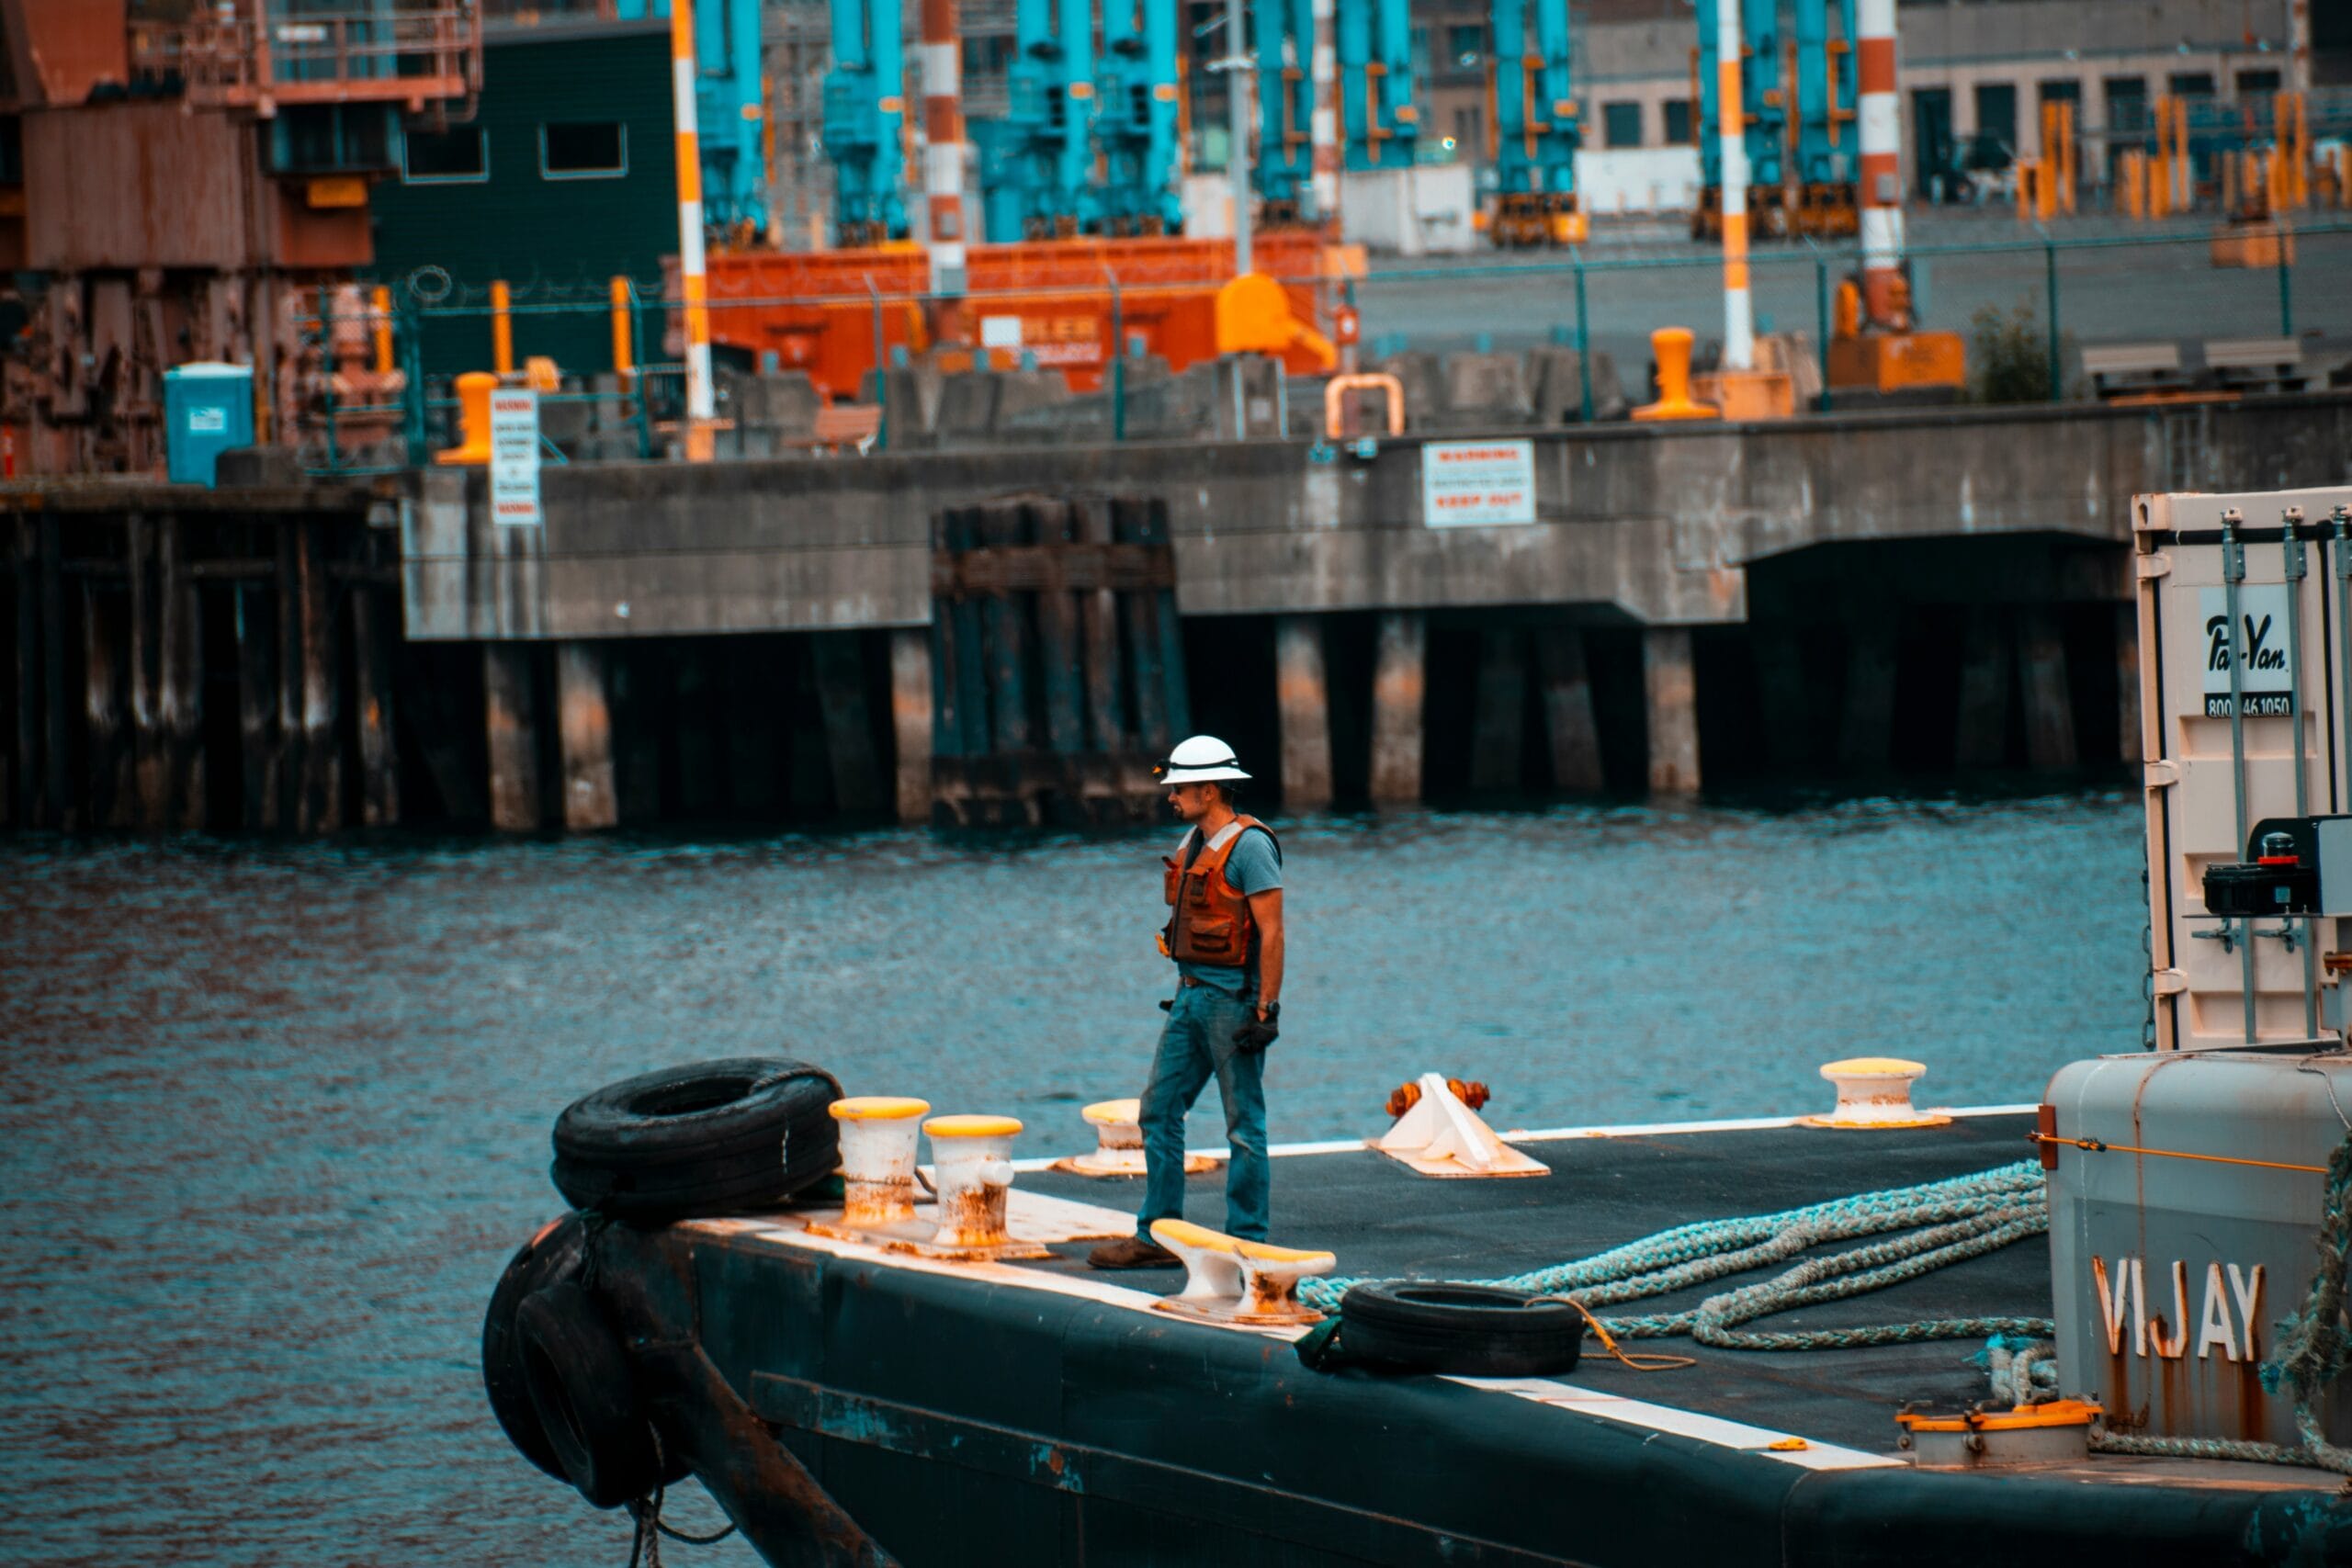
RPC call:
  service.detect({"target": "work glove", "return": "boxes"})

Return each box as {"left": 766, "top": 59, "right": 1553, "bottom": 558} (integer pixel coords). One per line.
{"left": 1231, "top": 1002, "right": 1281, "bottom": 1055}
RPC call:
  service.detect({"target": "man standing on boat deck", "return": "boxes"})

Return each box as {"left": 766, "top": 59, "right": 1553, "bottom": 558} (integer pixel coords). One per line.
{"left": 1090, "top": 735, "right": 1284, "bottom": 1269}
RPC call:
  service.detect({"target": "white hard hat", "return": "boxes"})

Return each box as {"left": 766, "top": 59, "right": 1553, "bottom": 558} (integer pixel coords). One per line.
{"left": 1156, "top": 734, "right": 1251, "bottom": 784}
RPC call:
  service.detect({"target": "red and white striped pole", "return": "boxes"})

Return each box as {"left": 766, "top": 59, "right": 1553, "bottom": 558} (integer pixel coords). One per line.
{"left": 670, "top": 0, "right": 715, "bottom": 461}
{"left": 1714, "top": 0, "right": 1752, "bottom": 370}
{"left": 921, "top": 0, "right": 968, "bottom": 310}
{"left": 1855, "top": 0, "right": 1907, "bottom": 331}
{"left": 1310, "top": 0, "right": 1338, "bottom": 223}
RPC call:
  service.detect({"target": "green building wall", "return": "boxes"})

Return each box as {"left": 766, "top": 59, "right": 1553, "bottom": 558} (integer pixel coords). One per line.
{"left": 368, "top": 20, "right": 678, "bottom": 382}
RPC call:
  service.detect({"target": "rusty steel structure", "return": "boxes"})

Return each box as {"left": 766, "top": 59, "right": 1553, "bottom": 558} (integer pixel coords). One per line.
{"left": 0, "top": 1, "right": 480, "bottom": 477}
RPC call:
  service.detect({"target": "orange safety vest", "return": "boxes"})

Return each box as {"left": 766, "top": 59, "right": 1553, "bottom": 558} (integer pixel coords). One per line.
{"left": 1161, "top": 815, "right": 1280, "bottom": 968}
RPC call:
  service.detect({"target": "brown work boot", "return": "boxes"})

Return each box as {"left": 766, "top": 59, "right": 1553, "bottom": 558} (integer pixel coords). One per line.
{"left": 1088, "top": 1236, "right": 1180, "bottom": 1269}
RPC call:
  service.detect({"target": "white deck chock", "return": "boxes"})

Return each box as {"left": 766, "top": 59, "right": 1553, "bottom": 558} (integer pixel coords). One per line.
{"left": 1371, "top": 1072, "right": 1550, "bottom": 1178}
{"left": 1148, "top": 1219, "right": 1334, "bottom": 1327}
{"left": 1049, "top": 1097, "right": 1221, "bottom": 1178}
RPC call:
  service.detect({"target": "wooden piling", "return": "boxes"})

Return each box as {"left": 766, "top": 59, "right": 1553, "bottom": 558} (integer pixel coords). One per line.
{"left": 556, "top": 641, "right": 618, "bottom": 830}
{"left": 1837, "top": 614, "right": 1898, "bottom": 773}
{"left": 928, "top": 513, "right": 967, "bottom": 770}
{"left": 611, "top": 646, "right": 662, "bottom": 823}
{"left": 158, "top": 519, "right": 205, "bottom": 829}
{"left": 297, "top": 521, "right": 341, "bottom": 832}
{"left": 126, "top": 514, "right": 165, "bottom": 828}
{"left": 812, "top": 629, "right": 885, "bottom": 815}
{"left": 2017, "top": 604, "right": 2077, "bottom": 770}
{"left": 82, "top": 580, "right": 132, "bottom": 829}
{"left": 1368, "top": 610, "right": 1426, "bottom": 806}
{"left": 234, "top": 582, "right": 277, "bottom": 831}
{"left": 1114, "top": 498, "right": 1171, "bottom": 752}
{"left": 1275, "top": 615, "right": 1333, "bottom": 811}
{"left": 273, "top": 525, "right": 303, "bottom": 829}
{"left": 889, "top": 627, "right": 933, "bottom": 824}
{"left": 1074, "top": 500, "right": 1126, "bottom": 754}
{"left": 1643, "top": 626, "right": 1701, "bottom": 796}
{"left": 483, "top": 643, "right": 541, "bottom": 832}
{"left": 1469, "top": 628, "right": 1528, "bottom": 794}
{"left": 787, "top": 640, "right": 833, "bottom": 813}
{"left": 977, "top": 502, "right": 1034, "bottom": 754}
{"left": 1953, "top": 607, "right": 2012, "bottom": 769}
{"left": 1532, "top": 626, "right": 1605, "bottom": 794}
{"left": 349, "top": 585, "right": 398, "bottom": 828}
{"left": 945, "top": 508, "right": 991, "bottom": 759}
{"left": 12, "top": 521, "right": 38, "bottom": 828}
{"left": 38, "top": 516, "right": 67, "bottom": 828}
{"left": 1032, "top": 501, "right": 1087, "bottom": 760}
{"left": 1144, "top": 499, "right": 1191, "bottom": 738}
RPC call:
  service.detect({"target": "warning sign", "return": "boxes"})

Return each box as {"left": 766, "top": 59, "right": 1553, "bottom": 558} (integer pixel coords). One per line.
{"left": 489, "top": 389, "right": 541, "bottom": 527}
{"left": 1421, "top": 440, "right": 1537, "bottom": 527}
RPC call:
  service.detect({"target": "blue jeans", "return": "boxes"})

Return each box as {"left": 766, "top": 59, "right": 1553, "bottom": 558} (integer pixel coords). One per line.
{"left": 1136, "top": 980, "right": 1270, "bottom": 1243}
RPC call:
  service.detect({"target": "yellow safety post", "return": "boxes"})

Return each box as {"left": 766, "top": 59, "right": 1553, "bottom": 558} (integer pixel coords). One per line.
{"left": 2120, "top": 150, "right": 2144, "bottom": 219}
{"left": 490, "top": 279, "right": 514, "bottom": 378}
{"left": 2058, "top": 99, "right": 2076, "bottom": 214}
{"left": 370, "top": 285, "right": 394, "bottom": 376}
{"left": 2014, "top": 157, "right": 2036, "bottom": 221}
{"left": 434, "top": 371, "right": 499, "bottom": 465}
{"left": 609, "top": 276, "right": 633, "bottom": 381}
{"left": 1632, "top": 328, "right": 1721, "bottom": 422}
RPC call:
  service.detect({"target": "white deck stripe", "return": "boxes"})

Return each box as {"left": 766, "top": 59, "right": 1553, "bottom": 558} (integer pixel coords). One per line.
{"left": 1010, "top": 1102, "right": 2038, "bottom": 1171}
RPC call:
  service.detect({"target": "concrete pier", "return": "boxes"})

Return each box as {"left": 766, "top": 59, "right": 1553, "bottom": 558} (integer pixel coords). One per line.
{"left": 4, "top": 397, "right": 2349, "bottom": 834}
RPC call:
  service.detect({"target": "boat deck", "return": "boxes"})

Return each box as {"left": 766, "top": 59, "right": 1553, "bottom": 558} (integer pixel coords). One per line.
{"left": 1016, "top": 1111, "right": 2043, "bottom": 1452}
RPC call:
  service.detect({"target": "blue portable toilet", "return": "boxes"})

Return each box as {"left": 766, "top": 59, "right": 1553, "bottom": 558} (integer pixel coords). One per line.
{"left": 162, "top": 363, "right": 255, "bottom": 488}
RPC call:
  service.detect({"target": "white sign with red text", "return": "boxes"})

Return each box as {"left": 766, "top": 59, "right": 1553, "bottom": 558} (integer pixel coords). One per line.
{"left": 1421, "top": 439, "right": 1537, "bottom": 526}
{"left": 488, "top": 389, "right": 542, "bottom": 527}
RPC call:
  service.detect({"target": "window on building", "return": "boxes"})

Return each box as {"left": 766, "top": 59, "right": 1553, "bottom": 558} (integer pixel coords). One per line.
{"left": 1662, "top": 97, "right": 1692, "bottom": 144}
{"left": 540, "top": 121, "right": 628, "bottom": 179}
{"left": 1973, "top": 82, "right": 2018, "bottom": 161}
{"left": 2235, "top": 68, "right": 2281, "bottom": 98}
{"left": 1446, "top": 25, "right": 1481, "bottom": 66}
{"left": 2166, "top": 72, "right": 2215, "bottom": 99}
{"left": 1453, "top": 104, "right": 1483, "bottom": 152}
{"left": 2104, "top": 75, "right": 2147, "bottom": 133}
{"left": 403, "top": 127, "right": 487, "bottom": 183}
{"left": 1602, "top": 101, "right": 1643, "bottom": 148}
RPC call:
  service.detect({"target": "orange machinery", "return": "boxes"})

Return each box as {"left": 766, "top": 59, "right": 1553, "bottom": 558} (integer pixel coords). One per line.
{"left": 702, "top": 231, "right": 1346, "bottom": 400}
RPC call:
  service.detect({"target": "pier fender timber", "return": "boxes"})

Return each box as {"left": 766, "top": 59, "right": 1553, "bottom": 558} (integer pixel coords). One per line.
{"left": 1373, "top": 1072, "right": 1548, "bottom": 1178}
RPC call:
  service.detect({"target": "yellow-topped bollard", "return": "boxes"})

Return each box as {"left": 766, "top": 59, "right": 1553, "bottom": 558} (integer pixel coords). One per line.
{"left": 1631, "top": 327, "right": 1721, "bottom": 422}
{"left": 828, "top": 1095, "right": 932, "bottom": 1231}
{"left": 434, "top": 371, "right": 500, "bottom": 465}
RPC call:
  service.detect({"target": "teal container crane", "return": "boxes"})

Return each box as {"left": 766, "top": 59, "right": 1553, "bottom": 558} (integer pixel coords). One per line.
{"left": 821, "top": 0, "right": 907, "bottom": 243}
{"left": 1096, "top": 0, "right": 1184, "bottom": 233}
{"left": 614, "top": 0, "right": 770, "bottom": 239}
{"left": 1792, "top": 0, "right": 1859, "bottom": 234}
{"left": 1253, "top": 0, "right": 1317, "bottom": 223}
{"left": 1005, "top": 0, "right": 1100, "bottom": 234}
{"left": 1337, "top": 0, "right": 1417, "bottom": 173}
{"left": 1487, "top": 0, "right": 1582, "bottom": 245}
{"left": 1693, "top": 0, "right": 1857, "bottom": 240}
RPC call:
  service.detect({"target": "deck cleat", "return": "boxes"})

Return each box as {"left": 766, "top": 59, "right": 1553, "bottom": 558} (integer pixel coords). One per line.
{"left": 1370, "top": 1072, "right": 1548, "bottom": 1179}
{"left": 1804, "top": 1058, "right": 1952, "bottom": 1130}
{"left": 802, "top": 1096, "right": 936, "bottom": 1246}
{"left": 1049, "top": 1098, "right": 1220, "bottom": 1178}
{"left": 1148, "top": 1219, "right": 1334, "bottom": 1328}
{"left": 1895, "top": 1399, "right": 2103, "bottom": 1468}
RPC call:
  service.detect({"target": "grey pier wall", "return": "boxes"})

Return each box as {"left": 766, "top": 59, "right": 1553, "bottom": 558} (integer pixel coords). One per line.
{"left": 6, "top": 395, "right": 2350, "bottom": 832}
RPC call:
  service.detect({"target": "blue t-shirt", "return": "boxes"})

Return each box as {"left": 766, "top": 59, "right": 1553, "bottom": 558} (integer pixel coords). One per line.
{"left": 1174, "top": 823, "right": 1283, "bottom": 993}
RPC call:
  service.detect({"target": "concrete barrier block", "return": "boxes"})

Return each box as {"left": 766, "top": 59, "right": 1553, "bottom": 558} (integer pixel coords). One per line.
{"left": 1527, "top": 347, "right": 1631, "bottom": 423}
{"left": 859, "top": 367, "right": 934, "bottom": 448}
{"left": 1441, "top": 350, "right": 1533, "bottom": 423}
{"left": 933, "top": 373, "right": 1002, "bottom": 443}
{"left": 991, "top": 368, "right": 1072, "bottom": 429}
{"left": 1374, "top": 350, "right": 1444, "bottom": 428}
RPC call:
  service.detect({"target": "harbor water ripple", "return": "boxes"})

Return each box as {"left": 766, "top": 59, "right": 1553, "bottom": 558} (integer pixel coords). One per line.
{"left": 0, "top": 791, "right": 2142, "bottom": 1564}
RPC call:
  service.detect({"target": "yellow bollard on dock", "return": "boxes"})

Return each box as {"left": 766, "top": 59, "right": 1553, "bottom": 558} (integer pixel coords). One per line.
{"left": 434, "top": 371, "right": 500, "bottom": 466}
{"left": 1632, "top": 328, "right": 1723, "bottom": 423}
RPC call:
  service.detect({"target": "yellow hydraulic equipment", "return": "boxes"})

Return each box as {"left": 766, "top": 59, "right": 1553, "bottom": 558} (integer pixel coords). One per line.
{"left": 1826, "top": 274, "right": 1964, "bottom": 398}
{"left": 1214, "top": 272, "right": 1338, "bottom": 368}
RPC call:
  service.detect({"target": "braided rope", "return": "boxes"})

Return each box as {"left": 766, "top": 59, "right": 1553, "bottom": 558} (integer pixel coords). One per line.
{"left": 1299, "top": 1160, "right": 2054, "bottom": 1350}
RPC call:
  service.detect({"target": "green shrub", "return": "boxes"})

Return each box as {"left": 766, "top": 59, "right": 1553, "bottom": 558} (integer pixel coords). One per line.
{"left": 1967, "top": 299, "right": 2078, "bottom": 404}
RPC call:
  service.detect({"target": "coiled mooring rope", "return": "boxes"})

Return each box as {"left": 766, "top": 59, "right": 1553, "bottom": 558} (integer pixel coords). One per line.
{"left": 1299, "top": 1160, "right": 2056, "bottom": 1349}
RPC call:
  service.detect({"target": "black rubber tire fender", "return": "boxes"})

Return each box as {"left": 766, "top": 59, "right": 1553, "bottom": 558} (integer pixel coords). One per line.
{"left": 514, "top": 1280, "right": 665, "bottom": 1509}
{"left": 481, "top": 1213, "right": 589, "bottom": 1483}
{"left": 1339, "top": 1282, "right": 1585, "bottom": 1377}
{"left": 552, "top": 1057, "right": 842, "bottom": 1169}
{"left": 549, "top": 1148, "right": 828, "bottom": 1224}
